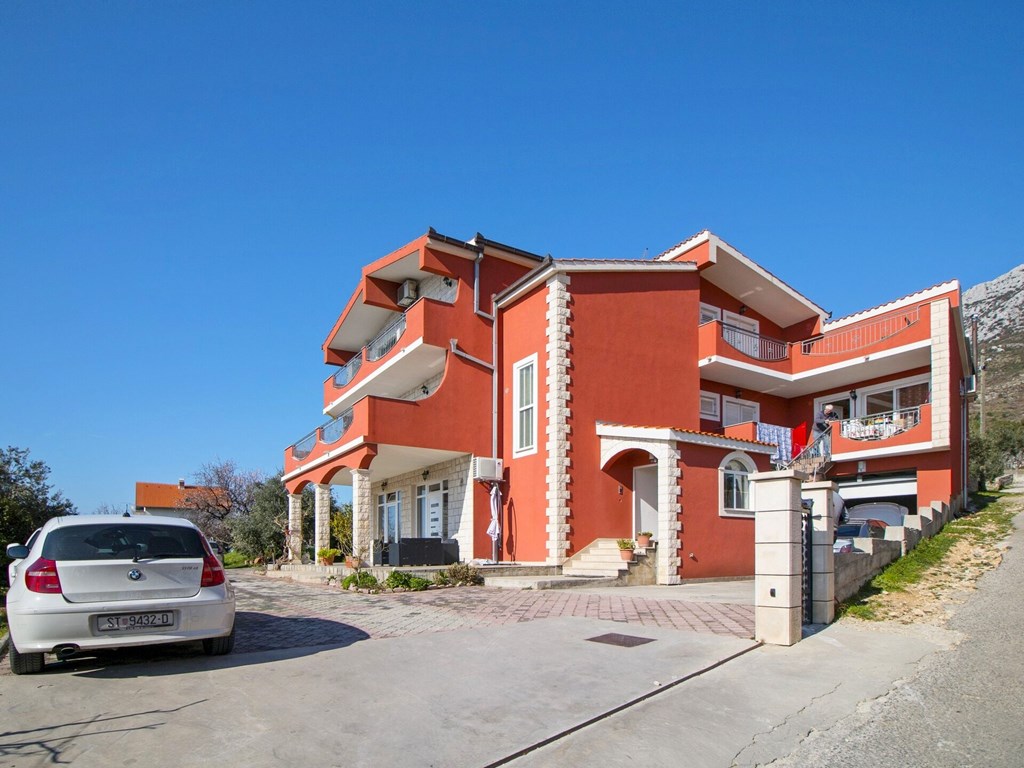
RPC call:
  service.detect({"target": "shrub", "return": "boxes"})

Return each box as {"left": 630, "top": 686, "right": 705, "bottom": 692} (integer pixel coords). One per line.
{"left": 223, "top": 551, "right": 249, "bottom": 569}
{"left": 408, "top": 576, "right": 432, "bottom": 591}
{"left": 384, "top": 571, "right": 414, "bottom": 589}
{"left": 434, "top": 562, "right": 483, "bottom": 586}
{"left": 342, "top": 571, "right": 379, "bottom": 590}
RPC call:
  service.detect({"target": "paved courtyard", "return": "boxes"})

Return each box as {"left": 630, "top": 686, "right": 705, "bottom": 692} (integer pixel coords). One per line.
{"left": 232, "top": 570, "right": 755, "bottom": 654}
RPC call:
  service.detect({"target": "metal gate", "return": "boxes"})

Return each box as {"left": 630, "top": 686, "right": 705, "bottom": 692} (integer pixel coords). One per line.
{"left": 801, "top": 499, "right": 814, "bottom": 624}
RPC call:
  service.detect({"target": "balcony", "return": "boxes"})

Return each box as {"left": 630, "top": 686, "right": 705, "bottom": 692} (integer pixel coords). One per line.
{"left": 699, "top": 305, "right": 934, "bottom": 396}
{"left": 322, "top": 298, "right": 456, "bottom": 415}
{"left": 832, "top": 404, "right": 932, "bottom": 458}
{"left": 285, "top": 407, "right": 360, "bottom": 475}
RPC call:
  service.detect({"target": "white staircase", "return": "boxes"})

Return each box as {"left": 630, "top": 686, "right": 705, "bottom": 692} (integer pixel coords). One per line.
{"left": 561, "top": 538, "right": 632, "bottom": 579}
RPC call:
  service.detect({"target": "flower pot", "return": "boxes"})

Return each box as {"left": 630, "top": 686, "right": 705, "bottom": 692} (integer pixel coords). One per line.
{"left": 320, "top": 555, "right": 336, "bottom": 566}
{"left": 345, "top": 556, "right": 360, "bottom": 569}
{"left": 619, "top": 548, "right": 634, "bottom": 561}
{"left": 636, "top": 534, "right": 652, "bottom": 548}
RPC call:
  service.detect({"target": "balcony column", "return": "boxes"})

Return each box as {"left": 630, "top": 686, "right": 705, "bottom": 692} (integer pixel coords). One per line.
{"left": 351, "top": 469, "right": 373, "bottom": 562}
{"left": 287, "top": 493, "right": 303, "bottom": 562}
{"left": 315, "top": 484, "right": 332, "bottom": 560}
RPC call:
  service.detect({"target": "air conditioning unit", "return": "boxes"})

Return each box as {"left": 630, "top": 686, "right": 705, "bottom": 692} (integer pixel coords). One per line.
{"left": 472, "top": 457, "right": 504, "bottom": 482}
{"left": 396, "top": 279, "right": 418, "bottom": 307}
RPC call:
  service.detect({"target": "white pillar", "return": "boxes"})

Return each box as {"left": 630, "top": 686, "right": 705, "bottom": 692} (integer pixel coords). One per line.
{"left": 802, "top": 481, "right": 836, "bottom": 624}
{"left": 751, "top": 470, "right": 805, "bottom": 646}
{"left": 352, "top": 469, "right": 373, "bottom": 564}
{"left": 314, "top": 484, "right": 332, "bottom": 560}
{"left": 287, "top": 493, "right": 303, "bottom": 562}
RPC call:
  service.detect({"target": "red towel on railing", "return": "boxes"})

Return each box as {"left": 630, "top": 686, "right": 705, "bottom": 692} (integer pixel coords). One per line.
{"left": 791, "top": 423, "right": 808, "bottom": 456}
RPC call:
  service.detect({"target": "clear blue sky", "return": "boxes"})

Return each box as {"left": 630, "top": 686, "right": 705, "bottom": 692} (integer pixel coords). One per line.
{"left": 2, "top": 1, "right": 1021, "bottom": 513}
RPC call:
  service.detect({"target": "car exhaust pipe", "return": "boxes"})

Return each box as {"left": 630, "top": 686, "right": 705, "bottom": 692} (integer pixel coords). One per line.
{"left": 54, "top": 644, "right": 79, "bottom": 660}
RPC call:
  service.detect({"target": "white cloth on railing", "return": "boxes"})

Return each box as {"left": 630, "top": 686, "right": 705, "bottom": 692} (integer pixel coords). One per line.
{"left": 756, "top": 423, "right": 793, "bottom": 465}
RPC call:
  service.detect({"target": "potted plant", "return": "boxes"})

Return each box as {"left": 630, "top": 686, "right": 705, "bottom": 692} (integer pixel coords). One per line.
{"left": 318, "top": 547, "right": 342, "bottom": 566}
{"left": 636, "top": 531, "right": 653, "bottom": 548}
{"left": 616, "top": 538, "right": 635, "bottom": 561}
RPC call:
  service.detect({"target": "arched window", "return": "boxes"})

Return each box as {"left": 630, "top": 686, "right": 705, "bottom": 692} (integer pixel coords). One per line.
{"left": 720, "top": 452, "right": 756, "bottom": 517}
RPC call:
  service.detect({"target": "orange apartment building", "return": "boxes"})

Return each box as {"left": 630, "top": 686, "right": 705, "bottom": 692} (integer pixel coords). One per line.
{"left": 282, "top": 229, "right": 973, "bottom": 584}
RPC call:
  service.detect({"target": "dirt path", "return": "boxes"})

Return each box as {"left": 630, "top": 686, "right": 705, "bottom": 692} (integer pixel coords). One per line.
{"left": 847, "top": 492, "right": 1022, "bottom": 626}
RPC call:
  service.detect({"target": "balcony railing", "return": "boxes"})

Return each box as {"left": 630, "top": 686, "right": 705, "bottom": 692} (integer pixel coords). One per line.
{"left": 720, "top": 323, "right": 789, "bottom": 362}
{"left": 289, "top": 407, "right": 356, "bottom": 461}
{"left": 802, "top": 308, "right": 920, "bottom": 356}
{"left": 366, "top": 315, "right": 407, "bottom": 362}
{"left": 838, "top": 406, "right": 922, "bottom": 441}
{"left": 332, "top": 355, "right": 363, "bottom": 388}
{"left": 328, "top": 313, "right": 408, "bottom": 390}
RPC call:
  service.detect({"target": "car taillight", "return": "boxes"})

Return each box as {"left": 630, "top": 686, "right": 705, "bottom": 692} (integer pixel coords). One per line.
{"left": 25, "top": 557, "right": 63, "bottom": 594}
{"left": 201, "top": 553, "right": 226, "bottom": 587}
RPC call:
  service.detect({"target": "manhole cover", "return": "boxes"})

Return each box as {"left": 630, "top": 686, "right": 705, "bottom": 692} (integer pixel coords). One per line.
{"left": 585, "top": 633, "right": 656, "bottom": 648}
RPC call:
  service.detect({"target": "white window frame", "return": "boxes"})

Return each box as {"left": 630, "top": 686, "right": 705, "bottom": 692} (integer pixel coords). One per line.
{"left": 700, "top": 390, "right": 721, "bottom": 421}
{"left": 722, "top": 396, "right": 760, "bottom": 427}
{"left": 719, "top": 451, "right": 757, "bottom": 518}
{"left": 859, "top": 374, "right": 931, "bottom": 416}
{"left": 699, "top": 303, "right": 721, "bottom": 325}
{"left": 512, "top": 353, "right": 538, "bottom": 458}
{"left": 818, "top": 374, "right": 930, "bottom": 420}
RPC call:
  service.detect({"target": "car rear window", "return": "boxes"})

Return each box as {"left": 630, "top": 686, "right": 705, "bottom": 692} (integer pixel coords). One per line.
{"left": 41, "top": 524, "right": 206, "bottom": 561}
{"left": 836, "top": 524, "right": 863, "bottom": 537}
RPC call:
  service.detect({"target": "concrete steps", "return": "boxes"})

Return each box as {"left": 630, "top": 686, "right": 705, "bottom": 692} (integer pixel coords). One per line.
{"left": 562, "top": 538, "right": 633, "bottom": 579}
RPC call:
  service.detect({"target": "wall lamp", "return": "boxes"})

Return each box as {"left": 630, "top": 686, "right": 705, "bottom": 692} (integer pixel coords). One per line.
{"left": 734, "top": 389, "right": 743, "bottom": 399}
{"left": 738, "top": 304, "right": 747, "bottom": 315}
{"left": 442, "top": 277, "right": 454, "bottom": 287}
{"left": 849, "top": 389, "right": 858, "bottom": 401}
{"left": 381, "top": 480, "right": 388, "bottom": 490}
{"left": 421, "top": 385, "right": 429, "bottom": 395}
{"left": 422, "top": 469, "right": 430, "bottom": 481}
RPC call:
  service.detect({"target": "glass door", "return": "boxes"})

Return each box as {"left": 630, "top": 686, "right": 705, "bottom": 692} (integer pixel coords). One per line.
{"left": 377, "top": 491, "right": 400, "bottom": 543}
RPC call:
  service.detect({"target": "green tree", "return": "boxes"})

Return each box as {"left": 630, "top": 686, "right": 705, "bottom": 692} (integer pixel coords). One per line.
{"left": 330, "top": 502, "right": 353, "bottom": 555}
{"left": 1, "top": 446, "right": 76, "bottom": 552}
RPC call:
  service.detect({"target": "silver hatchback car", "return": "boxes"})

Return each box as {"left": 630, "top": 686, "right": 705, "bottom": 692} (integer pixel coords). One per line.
{"left": 5, "top": 515, "right": 235, "bottom": 675}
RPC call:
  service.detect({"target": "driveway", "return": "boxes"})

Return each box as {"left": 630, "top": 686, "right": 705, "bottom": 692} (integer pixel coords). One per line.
{"left": 231, "top": 571, "right": 756, "bottom": 653}
{"left": 0, "top": 572, "right": 758, "bottom": 767}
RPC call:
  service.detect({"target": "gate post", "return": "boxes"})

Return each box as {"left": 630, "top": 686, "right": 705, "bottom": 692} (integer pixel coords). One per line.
{"left": 801, "top": 481, "right": 837, "bottom": 624}
{"left": 751, "top": 470, "right": 805, "bottom": 646}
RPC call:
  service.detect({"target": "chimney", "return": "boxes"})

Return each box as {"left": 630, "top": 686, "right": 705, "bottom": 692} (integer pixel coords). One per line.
{"left": 178, "top": 478, "right": 185, "bottom": 490}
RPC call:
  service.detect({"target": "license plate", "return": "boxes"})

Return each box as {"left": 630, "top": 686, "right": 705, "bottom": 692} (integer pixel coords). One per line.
{"left": 97, "top": 612, "right": 174, "bottom": 632}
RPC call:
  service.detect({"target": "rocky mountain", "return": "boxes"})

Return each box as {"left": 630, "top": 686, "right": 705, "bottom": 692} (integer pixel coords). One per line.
{"left": 963, "top": 264, "right": 1024, "bottom": 423}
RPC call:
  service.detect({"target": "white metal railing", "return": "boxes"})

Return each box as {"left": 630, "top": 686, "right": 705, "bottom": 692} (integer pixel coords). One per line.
{"left": 785, "top": 427, "right": 832, "bottom": 470}
{"left": 839, "top": 406, "right": 922, "bottom": 441}
{"left": 720, "top": 323, "right": 789, "bottom": 362}
{"left": 801, "top": 308, "right": 920, "bottom": 356}
{"left": 332, "top": 355, "right": 363, "bottom": 388}
{"left": 366, "top": 314, "right": 407, "bottom": 362}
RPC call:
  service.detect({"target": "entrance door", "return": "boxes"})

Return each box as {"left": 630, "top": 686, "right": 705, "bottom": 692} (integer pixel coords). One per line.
{"left": 723, "top": 312, "right": 759, "bottom": 357}
{"left": 634, "top": 465, "right": 658, "bottom": 538}
{"left": 423, "top": 487, "right": 444, "bottom": 538}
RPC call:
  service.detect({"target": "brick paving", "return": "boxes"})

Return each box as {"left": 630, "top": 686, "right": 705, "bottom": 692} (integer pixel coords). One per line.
{"left": 230, "top": 571, "right": 755, "bottom": 654}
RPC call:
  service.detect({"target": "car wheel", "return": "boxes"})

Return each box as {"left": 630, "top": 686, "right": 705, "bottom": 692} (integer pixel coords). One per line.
{"left": 9, "top": 643, "right": 45, "bottom": 675}
{"left": 202, "top": 627, "right": 235, "bottom": 656}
